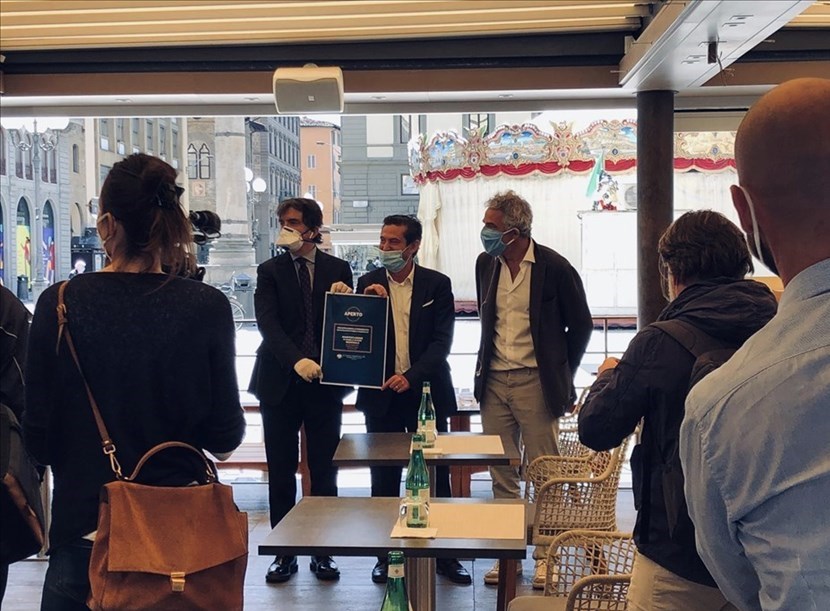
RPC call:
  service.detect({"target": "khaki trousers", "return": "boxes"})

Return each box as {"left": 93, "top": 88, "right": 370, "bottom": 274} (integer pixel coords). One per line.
{"left": 628, "top": 553, "right": 738, "bottom": 611}
{"left": 480, "top": 368, "right": 560, "bottom": 499}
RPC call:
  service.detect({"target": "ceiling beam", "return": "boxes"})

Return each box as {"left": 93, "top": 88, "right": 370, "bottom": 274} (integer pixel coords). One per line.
{"left": 619, "top": 0, "right": 814, "bottom": 91}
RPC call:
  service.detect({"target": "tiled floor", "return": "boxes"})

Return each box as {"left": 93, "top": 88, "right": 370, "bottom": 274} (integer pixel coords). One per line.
{"left": 3, "top": 472, "right": 635, "bottom": 611}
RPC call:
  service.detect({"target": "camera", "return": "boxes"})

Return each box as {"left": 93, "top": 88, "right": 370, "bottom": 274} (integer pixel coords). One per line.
{"left": 189, "top": 210, "right": 221, "bottom": 245}
{"left": 187, "top": 210, "right": 221, "bottom": 282}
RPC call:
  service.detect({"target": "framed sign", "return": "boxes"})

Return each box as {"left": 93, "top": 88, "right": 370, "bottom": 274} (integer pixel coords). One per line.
{"left": 320, "top": 292, "right": 388, "bottom": 389}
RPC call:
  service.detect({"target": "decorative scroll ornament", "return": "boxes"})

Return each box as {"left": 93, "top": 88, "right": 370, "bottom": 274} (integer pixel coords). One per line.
{"left": 410, "top": 121, "right": 736, "bottom": 184}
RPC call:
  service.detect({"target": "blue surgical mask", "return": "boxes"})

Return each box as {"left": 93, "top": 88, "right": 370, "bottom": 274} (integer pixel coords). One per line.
{"left": 380, "top": 248, "right": 410, "bottom": 274}
{"left": 480, "top": 227, "right": 517, "bottom": 258}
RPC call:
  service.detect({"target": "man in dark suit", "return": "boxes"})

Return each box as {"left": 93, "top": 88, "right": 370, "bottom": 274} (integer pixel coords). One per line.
{"left": 248, "top": 198, "right": 353, "bottom": 584}
{"left": 475, "top": 190, "right": 593, "bottom": 588}
{"left": 339, "top": 215, "right": 470, "bottom": 585}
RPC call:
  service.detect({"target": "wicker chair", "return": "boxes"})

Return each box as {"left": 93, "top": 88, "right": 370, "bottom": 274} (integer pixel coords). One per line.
{"left": 508, "top": 530, "right": 635, "bottom": 611}
{"left": 526, "top": 435, "right": 631, "bottom": 540}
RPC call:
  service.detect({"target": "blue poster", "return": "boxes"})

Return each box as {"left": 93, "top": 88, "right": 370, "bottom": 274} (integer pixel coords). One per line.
{"left": 320, "top": 292, "right": 388, "bottom": 389}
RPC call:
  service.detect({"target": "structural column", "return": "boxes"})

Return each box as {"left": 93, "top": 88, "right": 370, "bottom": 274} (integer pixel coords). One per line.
{"left": 636, "top": 90, "right": 675, "bottom": 328}
{"left": 204, "top": 116, "right": 256, "bottom": 285}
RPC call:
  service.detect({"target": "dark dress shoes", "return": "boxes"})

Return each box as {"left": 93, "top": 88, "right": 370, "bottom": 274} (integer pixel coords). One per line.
{"left": 309, "top": 555, "right": 341, "bottom": 580}
{"left": 436, "top": 558, "right": 472, "bottom": 585}
{"left": 266, "top": 556, "right": 298, "bottom": 583}
{"left": 371, "top": 558, "right": 388, "bottom": 584}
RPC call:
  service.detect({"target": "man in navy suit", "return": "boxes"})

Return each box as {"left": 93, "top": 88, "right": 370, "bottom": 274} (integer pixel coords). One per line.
{"left": 249, "top": 198, "right": 353, "bottom": 584}
{"left": 333, "top": 215, "right": 471, "bottom": 585}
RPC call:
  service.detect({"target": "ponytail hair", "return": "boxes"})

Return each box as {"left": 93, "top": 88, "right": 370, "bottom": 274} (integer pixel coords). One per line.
{"left": 99, "top": 153, "right": 196, "bottom": 278}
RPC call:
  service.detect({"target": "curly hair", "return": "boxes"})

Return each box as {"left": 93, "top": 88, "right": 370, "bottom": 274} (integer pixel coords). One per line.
{"left": 485, "top": 190, "right": 533, "bottom": 237}
{"left": 658, "top": 210, "right": 753, "bottom": 285}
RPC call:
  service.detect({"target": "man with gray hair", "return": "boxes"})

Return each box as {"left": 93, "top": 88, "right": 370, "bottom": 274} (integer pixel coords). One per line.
{"left": 680, "top": 78, "right": 830, "bottom": 610}
{"left": 475, "top": 190, "right": 593, "bottom": 587}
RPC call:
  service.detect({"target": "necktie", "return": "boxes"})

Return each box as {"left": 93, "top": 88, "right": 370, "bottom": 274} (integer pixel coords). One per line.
{"left": 296, "top": 258, "right": 317, "bottom": 358}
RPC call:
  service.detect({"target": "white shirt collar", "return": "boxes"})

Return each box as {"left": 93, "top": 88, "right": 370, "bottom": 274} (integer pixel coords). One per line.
{"left": 498, "top": 238, "right": 535, "bottom": 266}
{"left": 387, "top": 264, "right": 415, "bottom": 286}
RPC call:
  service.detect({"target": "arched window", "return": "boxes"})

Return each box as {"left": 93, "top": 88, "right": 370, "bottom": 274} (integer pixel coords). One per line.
{"left": 25, "top": 148, "right": 33, "bottom": 180}
{"left": 71, "top": 202, "right": 83, "bottom": 237}
{"left": 42, "top": 201, "right": 56, "bottom": 284}
{"left": 198, "top": 144, "right": 211, "bottom": 179}
{"left": 41, "top": 149, "right": 50, "bottom": 182}
{"left": 187, "top": 143, "right": 198, "bottom": 179}
{"left": 17, "top": 198, "right": 32, "bottom": 281}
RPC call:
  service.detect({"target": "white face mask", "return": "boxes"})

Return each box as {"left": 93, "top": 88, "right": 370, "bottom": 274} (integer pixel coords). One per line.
{"left": 739, "top": 185, "right": 779, "bottom": 276}
{"left": 97, "top": 212, "right": 114, "bottom": 258}
{"left": 275, "top": 227, "right": 304, "bottom": 253}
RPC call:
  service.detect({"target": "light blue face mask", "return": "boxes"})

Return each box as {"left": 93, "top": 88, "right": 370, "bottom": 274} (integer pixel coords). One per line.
{"left": 480, "top": 227, "right": 517, "bottom": 258}
{"left": 380, "top": 247, "right": 410, "bottom": 273}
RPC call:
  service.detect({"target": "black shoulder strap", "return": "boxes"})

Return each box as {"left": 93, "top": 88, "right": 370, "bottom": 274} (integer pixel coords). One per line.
{"left": 651, "top": 319, "right": 730, "bottom": 358}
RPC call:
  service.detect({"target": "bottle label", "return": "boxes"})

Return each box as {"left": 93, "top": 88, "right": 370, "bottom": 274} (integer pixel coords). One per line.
{"left": 418, "top": 420, "right": 437, "bottom": 447}
{"left": 403, "top": 489, "right": 430, "bottom": 527}
{"left": 388, "top": 564, "right": 405, "bottom": 579}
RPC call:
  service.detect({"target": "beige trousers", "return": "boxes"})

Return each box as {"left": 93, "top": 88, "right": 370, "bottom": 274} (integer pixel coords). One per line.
{"left": 480, "top": 368, "right": 560, "bottom": 499}
{"left": 628, "top": 553, "right": 738, "bottom": 611}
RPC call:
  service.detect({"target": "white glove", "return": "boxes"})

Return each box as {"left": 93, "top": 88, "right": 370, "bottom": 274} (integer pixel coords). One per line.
{"left": 329, "top": 281, "right": 353, "bottom": 294}
{"left": 294, "top": 358, "right": 323, "bottom": 382}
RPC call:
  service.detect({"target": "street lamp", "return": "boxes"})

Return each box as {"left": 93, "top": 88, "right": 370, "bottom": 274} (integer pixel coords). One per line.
{"left": 0, "top": 116, "right": 70, "bottom": 301}
{"left": 244, "top": 166, "right": 267, "bottom": 253}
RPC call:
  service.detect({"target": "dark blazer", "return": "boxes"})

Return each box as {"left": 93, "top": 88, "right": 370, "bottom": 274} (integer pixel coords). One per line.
{"left": 355, "top": 265, "right": 457, "bottom": 420}
{"left": 248, "top": 248, "right": 353, "bottom": 405}
{"left": 474, "top": 241, "right": 593, "bottom": 418}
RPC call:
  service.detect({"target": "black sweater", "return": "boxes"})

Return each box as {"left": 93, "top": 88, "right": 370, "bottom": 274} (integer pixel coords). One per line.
{"left": 578, "top": 279, "right": 777, "bottom": 585}
{"left": 23, "top": 273, "right": 246, "bottom": 549}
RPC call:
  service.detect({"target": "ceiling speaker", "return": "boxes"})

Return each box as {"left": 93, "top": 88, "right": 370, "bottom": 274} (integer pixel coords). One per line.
{"left": 272, "top": 65, "right": 344, "bottom": 114}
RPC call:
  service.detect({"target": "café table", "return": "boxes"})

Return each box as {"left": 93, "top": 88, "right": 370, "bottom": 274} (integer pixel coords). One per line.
{"left": 258, "top": 496, "right": 527, "bottom": 611}
{"left": 331, "top": 432, "right": 523, "bottom": 610}
{"left": 333, "top": 431, "right": 521, "bottom": 494}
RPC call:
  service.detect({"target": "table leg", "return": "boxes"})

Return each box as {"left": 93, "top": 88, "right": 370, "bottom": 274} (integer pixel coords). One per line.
{"left": 406, "top": 556, "right": 436, "bottom": 611}
{"left": 496, "top": 558, "right": 517, "bottom": 611}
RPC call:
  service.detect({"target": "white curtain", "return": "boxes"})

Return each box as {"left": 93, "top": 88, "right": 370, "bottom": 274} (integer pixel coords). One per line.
{"left": 418, "top": 167, "right": 745, "bottom": 303}
{"left": 419, "top": 172, "right": 608, "bottom": 302}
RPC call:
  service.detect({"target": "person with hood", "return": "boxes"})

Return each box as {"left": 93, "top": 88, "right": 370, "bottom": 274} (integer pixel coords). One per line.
{"left": 578, "top": 210, "right": 777, "bottom": 610}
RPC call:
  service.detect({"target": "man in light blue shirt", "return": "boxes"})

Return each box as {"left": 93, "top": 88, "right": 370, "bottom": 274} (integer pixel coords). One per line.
{"left": 680, "top": 78, "right": 830, "bottom": 611}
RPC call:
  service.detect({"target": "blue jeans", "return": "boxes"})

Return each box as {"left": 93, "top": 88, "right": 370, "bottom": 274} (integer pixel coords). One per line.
{"left": 40, "top": 539, "right": 93, "bottom": 611}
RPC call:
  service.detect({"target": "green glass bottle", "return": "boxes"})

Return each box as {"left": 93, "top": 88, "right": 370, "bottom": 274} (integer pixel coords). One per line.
{"left": 416, "top": 381, "right": 437, "bottom": 448}
{"left": 379, "top": 550, "right": 412, "bottom": 611}
{"left": 403, "top": 433, "right": 430, "bottom": 527}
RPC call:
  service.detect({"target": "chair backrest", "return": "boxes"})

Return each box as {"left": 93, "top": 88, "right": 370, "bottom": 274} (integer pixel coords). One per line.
{"left": 545, "top": 530, "right": 634, "bottom": 594}
{"left": 531, "top": 435, "right": 632, "bottom": 545}
{"left": 546, "top": 529, "right": 635, "bottom": 611}
{"left": 559, "top": 428, "right": 591, "bottom": 460}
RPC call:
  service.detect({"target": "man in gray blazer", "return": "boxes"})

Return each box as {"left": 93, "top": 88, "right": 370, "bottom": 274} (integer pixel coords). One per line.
{"left": 474, "top": 190, "right": 593, "bottom": 587}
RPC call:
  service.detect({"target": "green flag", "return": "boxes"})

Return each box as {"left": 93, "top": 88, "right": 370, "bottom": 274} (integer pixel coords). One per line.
{"left": 585, "top": 152, "right": 604, "bottom": 198}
